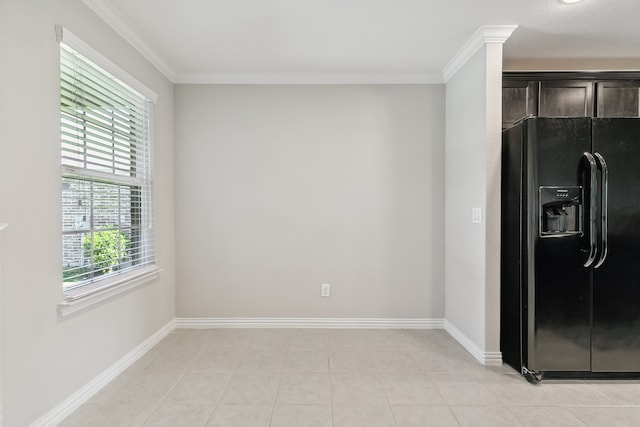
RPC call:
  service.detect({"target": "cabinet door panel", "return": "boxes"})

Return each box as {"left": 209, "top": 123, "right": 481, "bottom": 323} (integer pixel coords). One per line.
{"left": 539, "top": 81, "right": 594, "bottom": 118}
{"left": 597, "top": 81, "right": 640, "bottom": 118}
{"left": 503, "top": 80, "right": 537, "bottom": 128}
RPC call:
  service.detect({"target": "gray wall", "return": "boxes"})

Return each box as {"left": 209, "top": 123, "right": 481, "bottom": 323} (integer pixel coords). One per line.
{"left": 445, "top": 47, "right": 488, "bottom": 348}
{"left": 0, "top": 1, "right": 175, "bottom": 425}
{"left": 444, "top": 43, "right": 504, "bottom": 355}
{"left": 175, "top": 85, "right": 445, "bottom": 319}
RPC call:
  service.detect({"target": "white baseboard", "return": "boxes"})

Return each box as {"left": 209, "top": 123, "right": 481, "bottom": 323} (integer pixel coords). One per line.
{"left": 175, "top": 317, "right": 445, "bottom": 329}
{"left": 444, "top": 319, "right": 502, "bottom": 366}
{"left": 31, "top": 319, "right": 176, "bottom": 427}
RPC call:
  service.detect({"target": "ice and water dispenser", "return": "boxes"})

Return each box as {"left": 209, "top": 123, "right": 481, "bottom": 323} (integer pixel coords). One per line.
{"left": 539, "top": 186, "right": 583, "bottom": 237}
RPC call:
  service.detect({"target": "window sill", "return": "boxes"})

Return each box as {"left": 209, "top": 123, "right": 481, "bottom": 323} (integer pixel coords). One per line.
{"left": 58, "top": 266, "right": 161, "bottom": 317}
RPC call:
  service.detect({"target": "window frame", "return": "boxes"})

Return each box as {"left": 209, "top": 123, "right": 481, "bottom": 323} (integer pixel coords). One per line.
{"left": 56, "top": 26, "right": 160, "bottom": 316}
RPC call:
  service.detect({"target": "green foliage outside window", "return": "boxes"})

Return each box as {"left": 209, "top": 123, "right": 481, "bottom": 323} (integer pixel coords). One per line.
{"left": 83, "top": 227, "right": 131, "bottom": 276}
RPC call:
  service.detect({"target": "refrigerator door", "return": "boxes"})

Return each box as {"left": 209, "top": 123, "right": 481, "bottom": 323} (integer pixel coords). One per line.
{"left": 527, "top": 118, "right": 592, "bottom": 372}
{"left": 591, "top": 118, "right": 640, "bottom": 372}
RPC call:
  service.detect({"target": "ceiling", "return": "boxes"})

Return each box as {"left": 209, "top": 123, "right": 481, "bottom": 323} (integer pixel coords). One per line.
{"left": 83, "top": 0, "right": 640, "bottom": 83}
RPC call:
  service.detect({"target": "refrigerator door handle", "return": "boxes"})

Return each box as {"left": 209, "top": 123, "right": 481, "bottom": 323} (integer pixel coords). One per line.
{"left": 594, "top": 152, "right": 608, "bottom": 268}
{"left": 583, "top": 152, "right": 598, "bottom": 268}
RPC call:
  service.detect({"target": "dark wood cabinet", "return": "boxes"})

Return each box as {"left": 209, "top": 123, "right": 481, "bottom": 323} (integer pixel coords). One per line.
{"left": 538, "top": 80, "right": 594, "bottom": 118}
{"left": 597, "top": 81, "right": 640, "bottom": 118}
{"left": 502, "top": 80, "right": 537, "bottom": 128}
{"left": 503, "top": 73, "right": 640, "bottom": 129}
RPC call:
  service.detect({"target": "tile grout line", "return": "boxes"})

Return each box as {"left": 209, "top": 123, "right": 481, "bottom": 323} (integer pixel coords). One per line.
{"left": 379, "top": 371, "right": 399, "bottom": 427}
{"left": 268, "top": 357, "right": 286, "bottom": 426}
{"left": 139, "top": 368, "right": 188, "bottom": 427}
{"left": 203, "top": 366, "right": 234, "bottom": 426}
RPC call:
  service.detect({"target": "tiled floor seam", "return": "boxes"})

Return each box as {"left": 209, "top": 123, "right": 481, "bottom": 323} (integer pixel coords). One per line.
{"left": 199, "top": 363, "right": 234, "bottom": 426}
{"left": 139, "top": 370, "right": 187, "bottom": 427}
{"left": 269, "top": 366, "right": 285, "bottom": 426}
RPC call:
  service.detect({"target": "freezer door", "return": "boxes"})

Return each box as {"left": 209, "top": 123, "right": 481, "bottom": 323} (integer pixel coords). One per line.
{"left": 526, "top": 118, "right": 592, "bottom": 372}
{"left": 592, "top": 118, "right": 640, "bottom": 372}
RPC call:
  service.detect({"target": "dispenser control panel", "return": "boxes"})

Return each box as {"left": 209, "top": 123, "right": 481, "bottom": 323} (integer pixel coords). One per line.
{"left": 539, "top": 186, "right": 583, "bottom": 238}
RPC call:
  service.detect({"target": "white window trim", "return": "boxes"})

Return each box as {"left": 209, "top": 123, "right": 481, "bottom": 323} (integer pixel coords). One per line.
{"left": 55, "top": 25, "right": 158, "bottom": 104}
{"left": 57, "top": 25, "right": 160, "bottom": 315}
{"left": 58, "top": 266, "right": 162, "bottom": 317}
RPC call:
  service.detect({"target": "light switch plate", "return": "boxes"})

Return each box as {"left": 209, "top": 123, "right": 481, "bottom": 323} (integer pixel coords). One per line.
{"left": 321, "top": 283, "right": 330, "bottom": 297}
{"left": 472, "top": 207, "right": 482, "bottom": 224}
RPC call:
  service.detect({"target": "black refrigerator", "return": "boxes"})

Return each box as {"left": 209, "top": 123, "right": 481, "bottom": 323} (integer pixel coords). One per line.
{"left": 501, "top": 116, "right": 640, "bottom": 382}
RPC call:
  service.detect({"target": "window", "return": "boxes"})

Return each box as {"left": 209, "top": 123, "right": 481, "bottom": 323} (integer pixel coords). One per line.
{"left": 59, "top": 28, "right": 157, "bottom": 302}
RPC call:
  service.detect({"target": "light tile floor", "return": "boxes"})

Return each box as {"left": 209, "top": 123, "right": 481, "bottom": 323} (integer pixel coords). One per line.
{"left": 59, "top": 329, "right": 640, "bottom": 426}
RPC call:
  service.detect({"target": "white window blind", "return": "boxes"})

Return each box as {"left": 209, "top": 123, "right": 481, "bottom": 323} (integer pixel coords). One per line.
{"left": 59, "top": 32, "right": 155, "bottom": 298}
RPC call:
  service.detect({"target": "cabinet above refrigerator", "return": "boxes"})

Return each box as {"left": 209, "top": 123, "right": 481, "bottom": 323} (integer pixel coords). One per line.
{"left": 502, "top": 72, "right": 640, "bottom": 129}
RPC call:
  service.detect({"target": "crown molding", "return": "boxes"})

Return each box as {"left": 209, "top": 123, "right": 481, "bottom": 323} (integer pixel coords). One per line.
{"left": 82, "top": 0, "right": 515, "bottom": 85}
{"left": 442, "top": 25, "right": 518, "bottom": 82}
{"left": 78, "top": 1, "right": 444, "bottom": 86}
{"left": 81, "top": 0, "right": 177, "bottom": 82}
{"left": 174, "top": 71, "right": 445, "bottom": 85}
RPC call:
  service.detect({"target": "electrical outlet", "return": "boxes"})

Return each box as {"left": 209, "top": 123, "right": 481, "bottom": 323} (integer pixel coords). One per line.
{"left": 321, "top": 283, "right": 330, "bottom": 297}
